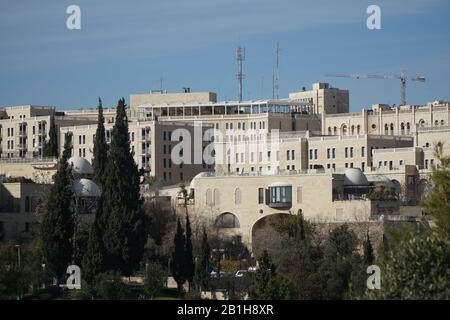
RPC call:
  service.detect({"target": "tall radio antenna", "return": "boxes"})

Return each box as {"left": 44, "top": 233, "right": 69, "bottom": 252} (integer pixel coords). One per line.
{"left": 236, "top": 46, "right": 246, "bottom": 102}
{"left": 274, "top": 43, "right": 280, "bottom": 99}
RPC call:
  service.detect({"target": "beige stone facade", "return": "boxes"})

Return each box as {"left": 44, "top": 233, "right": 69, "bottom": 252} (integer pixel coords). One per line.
{"left": 289, "top": 82, "right": 349, "bottom": 114}
{"left": 0, "top": 181, "right": 49, "bottom": 241}
{"left": 0, "top": 105, "right": 97, "bottom": 159}
{"left": 322, "top": 101, "right": 450, "bottom": 136}
{"left": 59, "top": 120, "right": 213, "bottom": 186}
{"left": 189, "top": 169, "right": 398, "bottom": 246}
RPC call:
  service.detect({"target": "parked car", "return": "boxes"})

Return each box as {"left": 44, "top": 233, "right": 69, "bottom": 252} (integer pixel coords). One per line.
{"left": 234, "top": 270, "right": 248, "bottom": 277}
{"left": 210, "top": 270, "right": 226, "bottom": 278}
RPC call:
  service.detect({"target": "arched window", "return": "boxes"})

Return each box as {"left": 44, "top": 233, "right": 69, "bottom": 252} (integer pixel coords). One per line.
{"left": 356, "top": 125, "right": 361, "bottom": 134}
{"left": 333, "top": 126, "right": 337, "bottom": 135}
{"left": 435, "top": 120, "right": 439, "bottom": 126}
{"left": 406, "top": 122, "right": 411, "bottom": 134}
{"left": 351, "top": 125, "right": 355, "bottom": 135}
{"left": 390, "top": 123, "right": 394, "bottom": 135}
{"left": 341, "top": 124, "right": 347, "bottom": 135}
{"left": 235, "top": 188, "right": 242, "bottom": 205}
{"left": 441, "top": 120, "right": 445, "bottom": 126}
{"left": 215, "top": 212, "right": 240, "bottom": 228}
{"left": 400, "top": 123, "right": 405, "bottom": 135}
{"left": 384, "top": 124, "right": 389, "bottom": 135}
{"left": 328, "top": 127, "right": 332, "bottom": 135}
{"left": 419, "top": 119, "right": 425, "bottom": 127}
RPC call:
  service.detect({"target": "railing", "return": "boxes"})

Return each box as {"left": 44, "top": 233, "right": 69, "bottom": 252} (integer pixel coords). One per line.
{"left": 0, "top": 157, "right": 57, "bottom": 164}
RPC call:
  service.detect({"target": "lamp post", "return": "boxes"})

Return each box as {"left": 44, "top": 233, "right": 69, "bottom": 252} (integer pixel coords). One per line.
{"left": 15, "top": 244, "right": 21, "bottom": 269}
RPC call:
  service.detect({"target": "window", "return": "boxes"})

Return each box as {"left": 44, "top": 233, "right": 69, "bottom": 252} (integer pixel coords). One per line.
{"left": 350, "top": 147, "right": 354, "bottom": 158}
{"left": 345, "top": 147, "right": 348, "bottom": 158}
{"left": 269, "top": 185, "right": 292, "bottom": 206}
{"left": 361, "top": 147, "right": 365, "bottom": 157}
{"left": 163, "top": 131, "right": 167, "bottom": 140}
{"left": 399, "top": 160, "right": 404, "bottom": 165}
{"left": 327, "top": 148, "right": 330, "bottom": 159}
{"left": 314, "top": 149, "right": 318, "bottom": 159}
{"left": 287, "top": 150, "right": 291, "bottom": 161}
{"left": 258, "top": 188, "right": 265, "bottom": 204}
{"left": 291, "top": 150, "right": 295, "bottom": 160}
{"left": 332, "top": 148, "right": 336, "bottom": 159}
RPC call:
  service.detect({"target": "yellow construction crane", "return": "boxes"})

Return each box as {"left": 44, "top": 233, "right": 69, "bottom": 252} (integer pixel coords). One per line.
{"left": 326, "top": 71, "right": 425, "bottom": 106}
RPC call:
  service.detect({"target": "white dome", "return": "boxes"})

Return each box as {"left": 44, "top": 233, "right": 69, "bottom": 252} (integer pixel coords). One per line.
{"left": 344, "top": 168, "right": 369, "bottom": 186}
{"left": 73, "top": 179, "right": 101, "bottom": 197}
{"left": 189, "top": 172, "right": 209, "bottom": 190}
{"left": 68, "top": 156, "right": 94, "bottom": 175}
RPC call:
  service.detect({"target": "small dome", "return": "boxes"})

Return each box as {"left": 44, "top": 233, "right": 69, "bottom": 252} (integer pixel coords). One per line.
{"left": 73, "top": 179, "right": 101, "bottom": 197}
{"left": 344, "top": 168, "right": 369, "bottom": 186}
{"left": 189, "top": 172, "right": 209, "bottom": 190}
{"left": 68, "top": 156, "right": 94, "bottom": 175}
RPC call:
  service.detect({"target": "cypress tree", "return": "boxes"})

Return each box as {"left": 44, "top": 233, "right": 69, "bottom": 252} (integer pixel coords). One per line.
{"left": 43, "top": 115, "right": 58, "bottom": 158}
{"left": 297, "top": 209, "right": 305, "bottom": 241}
{"left": 363, "top": 232, "right": 374, "bottom": 265}
{"left": 184, "top": 211, "right": 194, "bottom": 291}
{"left": 82, "top": 223, "right": 105, "bottom": 285}
{"left": 172, "top": 217, "right": 186, "bottom": 293}
{"left": 100, "top": 98, "right": 146, "bottom": 276}
{"left": 92, "top": 97, "right": 108, "bottom": 186}
{"left": 194, "top": 227, "right": 210, "bottom": 292}
{"left": 41, "top": 140, "right": 75, "bottom": 283}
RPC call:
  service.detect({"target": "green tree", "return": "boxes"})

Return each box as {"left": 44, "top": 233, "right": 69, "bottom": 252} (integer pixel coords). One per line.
{"left": 82, "top": 223, "right": 105, "bottom": 285}
{"left": 184, "top": 211, "right": 194, "bottom": 292}
{"left": 41, "top": 141, "right": 75, "bottom": 283}
{"left": 144, "top": 261, "right": 166, "bottom": 299}
{"left": 363, "top": 232, "right": 374, "bottom": 265}
{"left": 194, "top": 227, "right": 211, "bottom": 292}
{"left": 92, "top": 97, "right": 108, "bottom": 186}
{"left": 271, "top": 211, "right": 323, "bottom": 299}
{"left": 95, "top": 271, "right": 130, "bottom": 300}
{"left": 248, "top": 250, "right": 293, "bottom": 299}
{"left": 318, "top": 225, "right": 357, "bottom": 299}
{"left": 100, "top": 98, "right": 147, "bottom": 276}
{"left": 43, "top": 115, "right": 58, "bottom": 158}
{"left": 423, "top": 141, "right": 450, "bottom": 239}
{"left": 378, "top": 235, "right": 450, "bottom": 299}
{"left": 171, "top": 217, "right": 186, "bottom": 293}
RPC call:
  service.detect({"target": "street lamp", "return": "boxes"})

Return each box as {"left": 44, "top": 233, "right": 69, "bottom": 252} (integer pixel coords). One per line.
{"left": 14, "top": 244, "right": 21, "bottom": 269}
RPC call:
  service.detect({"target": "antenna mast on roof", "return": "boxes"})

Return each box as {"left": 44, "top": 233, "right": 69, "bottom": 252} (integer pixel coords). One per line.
{"left": 274, "top": 43, "right": 280, "bottom": 99}
{"left": 236, "top": 46, "right": 246, "bottom": 102}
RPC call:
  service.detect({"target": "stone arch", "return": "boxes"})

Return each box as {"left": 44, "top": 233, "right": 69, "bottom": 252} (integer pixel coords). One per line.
{"left": 341, "top": 124, "right": 348, "bottom": 135}
{"left": 215, "top": 212, "right": 240, "bottom": 228}
{"left": 251, "top": 213, "right": 293, "bottom": 256}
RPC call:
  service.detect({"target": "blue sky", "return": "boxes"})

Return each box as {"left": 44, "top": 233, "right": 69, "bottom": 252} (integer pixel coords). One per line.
{"left": 0, "top": 0, "right": 449, "bottom": 111}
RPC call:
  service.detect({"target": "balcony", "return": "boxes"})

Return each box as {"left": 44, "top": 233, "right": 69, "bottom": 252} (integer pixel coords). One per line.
{"left": 267, "top": 183, "right": 292, "bottom": 209}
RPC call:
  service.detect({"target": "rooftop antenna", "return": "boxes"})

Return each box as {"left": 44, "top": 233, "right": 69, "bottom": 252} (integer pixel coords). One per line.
{"left": 236, "top": 46, "right": 246, "bottom": 102}
{"left": 274, "top": 43, "right": 280, "bottom": 99}
{"left": 160, "top": 77, "right": 163, "bottom": 92}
